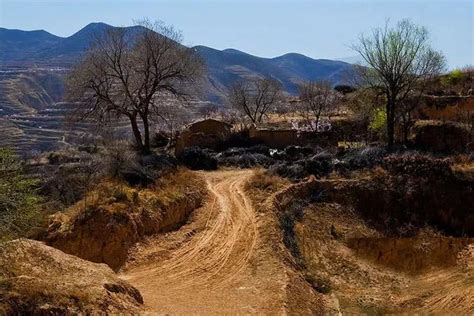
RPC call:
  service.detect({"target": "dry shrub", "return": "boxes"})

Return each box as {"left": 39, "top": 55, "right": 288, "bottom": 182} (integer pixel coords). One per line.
{"left": 250, "top": 171, "right": 289, "bottom": 192}
{"left": 39, "top": 153, "right": 101, "bottom": 207}
{"left": 351, "top": 167, "right": 474, "bottom": 236}
{"left": 0, "top": 148, "right": 42, "bottom": 241}
{"left": 104, "top": 146, "right": 140, "bottom": 180}
{"left": 178, "top": 147, "right": 217, "bottom": 170}
{"left": 103, "top": 146, "right": 178, "bottom": 186}
{"left": 336, "top": 146, "right": 389, "bottom": 172}
{"left": 279, "top": 199, "right": 306, "bottom": 267}
{"left": 383, "top": 153, "right": 452, "bottom": 177}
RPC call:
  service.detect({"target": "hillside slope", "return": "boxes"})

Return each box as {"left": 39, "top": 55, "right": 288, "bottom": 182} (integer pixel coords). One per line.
{"left": 196, "top": 46, "right": 352, "bottom": 100}
{"left": 0, "top": 28, "right": 61, "bottom": 65}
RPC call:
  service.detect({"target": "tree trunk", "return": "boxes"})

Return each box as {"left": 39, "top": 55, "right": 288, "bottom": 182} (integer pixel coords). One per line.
{"left": 386, "top": 99, "right": 395, "bottom": 147}
{"left": 141, "top": 113, "right": 151, "bottom": 154}
{"left": 402, "top": 114, "right": 410, "bottom": 145}
{"left": 129, "top": 115, "right": 144, "bottom": 152}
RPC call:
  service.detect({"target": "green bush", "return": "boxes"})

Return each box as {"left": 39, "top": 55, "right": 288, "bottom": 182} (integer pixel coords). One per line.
{"left": 0, "top": 148, "right": 41, "bottom": 240}
{"left": 369, "top": 107, "right": 387, "bottom": 140}
{"left": 441, "top": 69, "right": 465, "bottom": 86}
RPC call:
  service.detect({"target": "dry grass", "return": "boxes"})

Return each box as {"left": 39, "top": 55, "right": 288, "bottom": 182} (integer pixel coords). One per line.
{"left": 451, "top": 154, "right": 474, "bottom": 179}
{"left": 421, "top": 97, "right": 474, "bottom": 123}
{"left": 65, "top": 168, "right": 205, "bottom": 219}
{"left": 337, "top": 141, "right": 365, "bottom": 149}
{"left": 264, "top": 112, "right": 352, "bottom": 129}
{"left": 452, "top": 162, "right": 474, "bottom": 180}
{"left": 247, "top": 170, "right": 290, "bottom": 193}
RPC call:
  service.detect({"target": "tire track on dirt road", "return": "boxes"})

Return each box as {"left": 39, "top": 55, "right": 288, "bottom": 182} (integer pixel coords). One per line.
{"left": 121, "top": 170, "right": 286, "bottom": 314}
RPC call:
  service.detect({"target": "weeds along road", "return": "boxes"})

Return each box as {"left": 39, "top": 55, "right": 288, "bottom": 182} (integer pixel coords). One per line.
{"left": 121, "top": 170, "right": 289, "bottom": 314}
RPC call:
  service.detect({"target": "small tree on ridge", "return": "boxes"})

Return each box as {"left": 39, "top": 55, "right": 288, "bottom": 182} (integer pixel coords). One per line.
{"left": 228, "top": 78, "right": 282, "bottom": 124}
{"left": 352, "top": 20, "right": 445, "bottom": 146}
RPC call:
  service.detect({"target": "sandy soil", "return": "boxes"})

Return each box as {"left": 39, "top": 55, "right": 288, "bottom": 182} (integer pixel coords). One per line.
{"left": 294, "top": 199, "right": 474, "bottom": 314}
{"left": 120, "top": 170, "right": 291, "bottom": 314}
{"left": 119, "top": 170, "right": 473, "bottom": 314}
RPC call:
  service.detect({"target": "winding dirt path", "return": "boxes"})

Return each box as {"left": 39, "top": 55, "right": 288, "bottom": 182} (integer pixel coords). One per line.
{"left": 121, "top": 170, "right": 288, "bottom": 314}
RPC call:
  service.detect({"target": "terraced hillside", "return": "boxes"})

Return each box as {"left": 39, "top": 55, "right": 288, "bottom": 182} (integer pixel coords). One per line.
{"left": 0, "top": 69, "right": 125, "bottom": 154}
{"left": 0, "top": 68, "right": 202, "bottom": 154}
{"left": 0, "top": 69, "right": 63, "bottom": 152}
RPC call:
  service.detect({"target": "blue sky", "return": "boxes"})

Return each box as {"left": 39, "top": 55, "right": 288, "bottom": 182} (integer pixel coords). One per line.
{"left": 0, "top": 0, "right": 472, "bottom": 69}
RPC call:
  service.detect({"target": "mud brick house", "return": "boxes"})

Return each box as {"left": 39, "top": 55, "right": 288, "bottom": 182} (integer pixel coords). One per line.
{"left": 175, "top": 119, "right": 232, "bottom": 156}
{"left": 248, "top": 125, "right": 300, "bottom": 148}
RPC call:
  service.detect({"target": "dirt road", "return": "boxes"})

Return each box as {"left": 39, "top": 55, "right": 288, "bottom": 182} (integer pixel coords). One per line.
{"left": 121, "top": 170, "right": 289, "bottom": 314}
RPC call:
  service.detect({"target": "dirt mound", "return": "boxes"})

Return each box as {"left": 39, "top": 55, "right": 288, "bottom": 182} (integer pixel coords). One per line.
{"left": 348, "top": 236, "right": 474, "bottom": 275}
{"left": 43, "top": 170, "right": 206, "bottom": 271}
{"left": 274, "top": 176, "right": 474, "bottom": 314}
{"left": 175, "top": 119, "right": 232, "bottom": 156}
{"left": 301, "top": 168, "right": 474, "bottom": 236}
{"left": 409, "top": 120, "right": 473, "bottom": 152}
{"left": 0, "top": 239, "right": 143, "bottom": 314}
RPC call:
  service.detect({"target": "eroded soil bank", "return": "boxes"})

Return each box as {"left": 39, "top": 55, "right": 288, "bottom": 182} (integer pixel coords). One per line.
{"left": 0, "top": 239, "right": 144, "bottom": 314}
{"left": 42, "top": 169, "right": 206, "bottom": 271}
{"left": 273, "top": 173, "right": 474, "bottom": 314}
{"left": 4, "top": 168, "right": 471, "bottom": 314}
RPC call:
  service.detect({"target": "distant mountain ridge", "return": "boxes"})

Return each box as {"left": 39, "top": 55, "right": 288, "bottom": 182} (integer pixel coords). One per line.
{"left": 195, "top": 46, "right": 352, "bottom": 99}
{"left": 0, "top": 22, "right": 353, "bottom": 100}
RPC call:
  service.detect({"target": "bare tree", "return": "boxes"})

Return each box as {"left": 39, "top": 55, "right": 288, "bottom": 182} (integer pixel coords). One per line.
{"left": 66, "top": 19, "right": 204, "bottom": 154}
{"left": 228, "top": 78, "right": 282, "bottom": 124}
{"left": 154, "top": 98, "right": 194, "bottom": 146}
{"left": 296, "top": 81, "right": 342, "bottom": 131}
{"left": 198, "top": 103, "right": 219, "bottom": 119}
{"left": 397, "top": 89, "right": 426, "bottom": 143}
{"left": 352, "top": 20, "right": 445, "bottom": 146}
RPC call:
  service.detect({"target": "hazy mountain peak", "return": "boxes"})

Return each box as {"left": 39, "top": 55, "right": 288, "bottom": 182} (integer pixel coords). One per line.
{"left": 0, "top": 27, "right": 61, "bottom": 41}
{"left": 273, "top": 52, "right": 309, "bottom": 60}
{"left": 84, "top": 22, "right": 112, "bottom": 28}
{"left": 222, "top": 48, "right": 247, "bottom": 55}
{"left": 70, "top": 22, "right": 112, "bottom": 37}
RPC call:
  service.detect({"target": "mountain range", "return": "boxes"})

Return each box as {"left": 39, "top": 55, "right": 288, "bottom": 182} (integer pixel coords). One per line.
{"left": 0, "top": 22, "right": 354, "bottom": 153}
{"left": 0, "top": 22, "right": 353, "bottom": 101}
